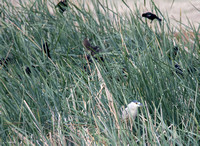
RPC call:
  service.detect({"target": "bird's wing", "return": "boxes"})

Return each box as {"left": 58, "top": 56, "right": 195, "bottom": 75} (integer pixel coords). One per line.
{"left": 122, "top": 108, "right": 129, "bottom": 120}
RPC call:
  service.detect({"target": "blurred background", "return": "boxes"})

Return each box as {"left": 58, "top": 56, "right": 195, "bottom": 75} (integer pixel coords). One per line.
{"left": 7, "top": 0, "right": 200, "bottom": 28}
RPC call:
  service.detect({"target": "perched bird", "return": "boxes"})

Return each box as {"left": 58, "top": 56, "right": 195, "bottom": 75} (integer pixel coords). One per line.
{"left": 42, "top": 42, "right": 51, "bottom": 58}
{"left": 142, "top": 12, "right": 162, "bottom": 22}
{"left": 122, "top": 100, "right": 143, "bottom": 121}
{"left": 168, "top": 47, "right": 198, "bottom": 76}
{"left": 55, "top": 1, "right": 68, "bottom": 14}
{"left": 83, "top": 38, "right": 99, "bottom": 56}
{"left": 25, "top": 65, "right": 36, "bottom": 75}
{"left": 175, "top": 63, "right": 183, "bottom": 76}
{"left": 82, "top": 38, "right": 104, "bottom": 72}
{"left": 25, "top": 66, "right": 31, "bottom": 75}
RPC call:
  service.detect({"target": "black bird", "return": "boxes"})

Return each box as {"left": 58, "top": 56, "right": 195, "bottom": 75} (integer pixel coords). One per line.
{"left": 25, "top": 65, "right": 36, "bottom": 75}
{"left": 82, "top": 38, "right": 104, "bottom": 72}
{"left": 85, "top": 54, "right": 104, "bottom": 63}
{"left": 83, "top": 38, "right": 100, "bottom": 56}
{"left": 175, "top": 64, "right": 183, "bottom": 76}
{"left": 55, "top": 1, "right": 68, "bottom": 14}
{"left": 25, "top": 66, "right": 31, "bottom": 75}
{"left": 43, "top": 42, "right": 51, "bottom": 58}
{"left": 142, "top": 12, "right": 162, "bottom": 22}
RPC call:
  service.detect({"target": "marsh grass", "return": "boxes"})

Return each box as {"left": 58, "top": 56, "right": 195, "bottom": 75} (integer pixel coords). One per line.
{"left": 0, "top": 0, "right": 199, "bottom": 145}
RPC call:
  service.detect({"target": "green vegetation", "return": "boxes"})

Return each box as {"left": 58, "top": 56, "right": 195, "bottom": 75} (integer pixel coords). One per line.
{"left": 0, "top": 0, "right": 199, "bottom": 145}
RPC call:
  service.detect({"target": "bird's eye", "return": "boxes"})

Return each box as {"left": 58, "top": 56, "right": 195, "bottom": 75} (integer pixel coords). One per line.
{"left": 135, "top": 102, "right": 138, "bottom": 104}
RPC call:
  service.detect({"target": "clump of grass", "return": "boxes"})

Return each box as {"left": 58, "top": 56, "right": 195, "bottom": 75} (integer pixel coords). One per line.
{"left": 0, "top": 0, "right": 199, "bottom": 145}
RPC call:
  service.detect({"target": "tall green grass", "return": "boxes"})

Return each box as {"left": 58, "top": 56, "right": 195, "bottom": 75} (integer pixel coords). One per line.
{"left": 0, "top": 0, "right": 199, "bottom": 145}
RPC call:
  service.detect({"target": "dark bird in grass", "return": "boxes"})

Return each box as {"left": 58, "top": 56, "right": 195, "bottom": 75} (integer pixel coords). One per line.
{"left": 175, "top": 64, "right": 183, "bottom": 76}
{"left": 168, "top": 47, "right": 197, "bottom": 76}
{"left": 25, "top": 65, "right": 36, "bottom": 75}
{"left": 55, "top": 1, "right": 68, "bottom": 14}
{"left": 83, "top": 39, "right": 104, "bottom": 72}
{"left": 142, "top": 12, "right": 162, "bottom": 22}
{"left": 43, "top": 42, "right": 51, "bottom": 58}
{"left": 25, "top": 66, "right": 31, "bottom": 75}
{"left": 83, "top": 38, "right": 100, "bottom": 56}
{"left": 85, "top": 54, "right": 104, "bottom": 63}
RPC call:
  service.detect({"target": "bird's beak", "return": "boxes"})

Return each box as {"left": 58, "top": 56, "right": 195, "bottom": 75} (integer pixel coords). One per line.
{"left": 138, "top": 103, "right": 143, "bottom": 107}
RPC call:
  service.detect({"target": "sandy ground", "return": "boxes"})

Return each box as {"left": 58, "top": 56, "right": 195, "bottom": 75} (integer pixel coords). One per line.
{"left": 3, "top": 0, "right": 200, "bottom": 29}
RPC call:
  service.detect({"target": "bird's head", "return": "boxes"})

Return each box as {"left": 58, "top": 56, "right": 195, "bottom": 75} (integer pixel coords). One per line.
{"left": 128, "top": 100, "right": 143, "bottom": 109}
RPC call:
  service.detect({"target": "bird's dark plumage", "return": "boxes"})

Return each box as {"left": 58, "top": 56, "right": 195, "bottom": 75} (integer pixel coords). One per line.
{"left": 142, "top": 12, "right": 162, "bottom": 22}
{"left": 25, "top": 65, "right": 36, "bottom": 75}
{"left": 175, "top": 64, "right": 183, "bottom": 76}
{"left": 83, "top": 38, "right": 104, "bottom": 72}
{"left": 25, "top": 67, "right": 31, "bottom": 75}
{"left": 55, "top": 1, "right": 68, "bottom": 14}
{"left": 83, "top": 38, "right": 99, "bottom": 56}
